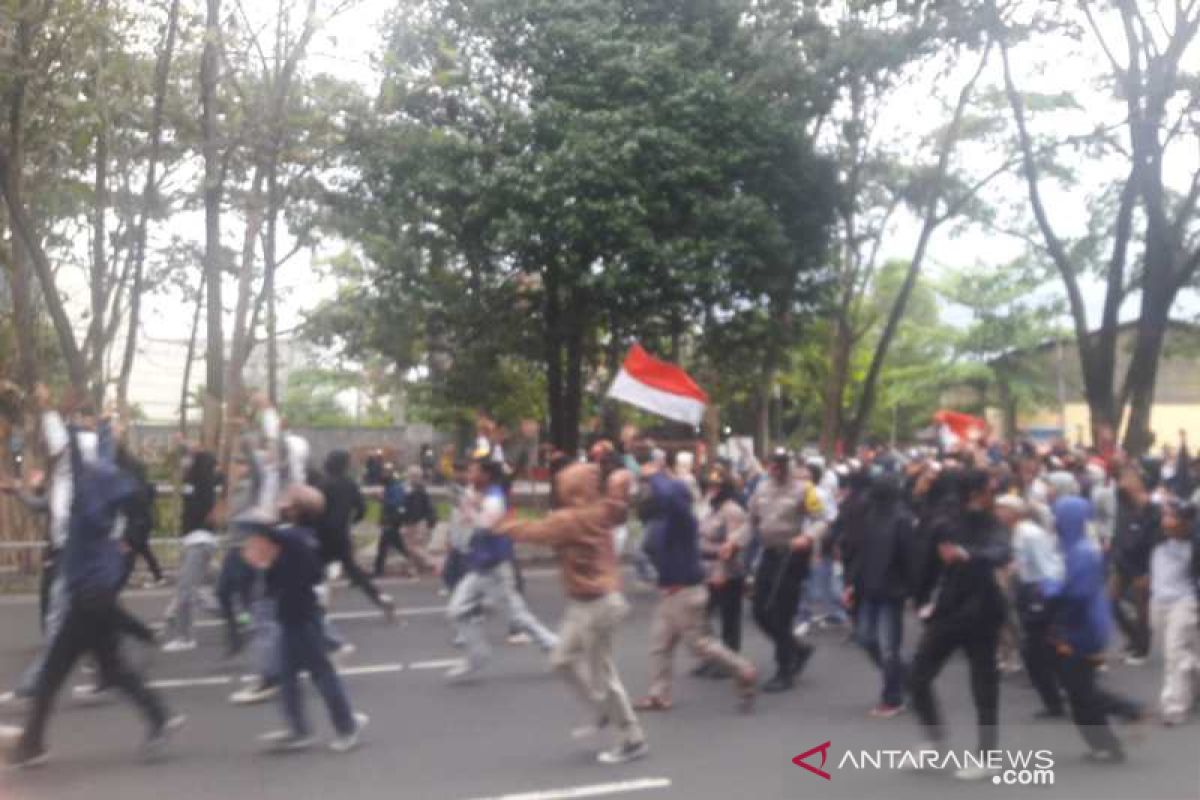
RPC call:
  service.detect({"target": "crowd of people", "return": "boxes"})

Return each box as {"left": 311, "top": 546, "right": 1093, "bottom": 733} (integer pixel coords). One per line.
{"left": 1, "top": 388, "right": 1198, "bottom": 780}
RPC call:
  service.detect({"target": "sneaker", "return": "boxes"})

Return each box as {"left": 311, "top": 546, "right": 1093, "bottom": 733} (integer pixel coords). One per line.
{"left": 143, "top": 714, "right": 186, "bottom": 760}
{"left": 571, "top": 715, "right": 610, "bottom": 740}
{"left": 380, "top": 595, "right": 397, "bottom": 624}
{"left": 955, "top": 765, "right": 999, "bottom": 781}
{"left": 161, "top": 638, "right": 197, "bottom": 653}
{"left": 597, "top": 739, "right": 649, "bottom": 765}
{"left": 258, "top": 730, "right": 316, "bottom": 752}
{"left": 1122, "top": 653, "right": 1149, "bottom": 667}
{"left": 869, "top": 703, "right": 905, "bottom": 719}
{"left": 793, "top": 621, "right": 812, "bottom": 639}
{"left": 6, "top": 741, "right": 49, "bottom": 769}
{"left": 333, "top": 642, "right": 357, "bottom": 663}
{"left": 330, "top": 712, "right": 369, "bottom": 753}
{"left": 230, "top": 681, "right": 279, "bottom": 705}
{"left": 507, "top": 631, "right": 534, "bottom": 646}
{"left": 72, "top": 685, "right": 112, "bottom": 705}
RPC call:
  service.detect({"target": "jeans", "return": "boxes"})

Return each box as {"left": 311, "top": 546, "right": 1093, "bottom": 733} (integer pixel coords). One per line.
{"left": 855, "top": 598, "right": 906, "bottom": 707}
{"left": 908, "top": 621, "right": 1000, "bottom": 753}
{"left": 253, "top": 585, "right": 282, "bottom": 683}
{"left": 168, "top": 540, "right": 216, "bottom": 642}
{"left": 19, "top": 589, "right": 168, "bottom": 752}
{"left": 447, "top": 562, "right": 558, "bottom": 670}
{"left": 279, "top": 618, "right": 355, "bottom": 737}
{"left": 752, "top": 547, "right": 812, "bottom": 675}
{"left": 17, "top": 572, "right": 69, "bottom": 698}
{"left": 217, "top": 547, "right": 255, "bottom": 652}
{"left": 801, "top": 556, "right": 847, "bottom": 624}
{"left": 1056, "top": 651, "right": 1142, "bottom": 755}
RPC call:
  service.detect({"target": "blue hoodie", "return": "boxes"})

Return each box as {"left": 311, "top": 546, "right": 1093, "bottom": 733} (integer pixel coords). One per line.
{"left": 641, "top": 472, "right": 705, "bottom": 588}
{"left": 1043, "top": 496, "right": 1112, "bottom": 657}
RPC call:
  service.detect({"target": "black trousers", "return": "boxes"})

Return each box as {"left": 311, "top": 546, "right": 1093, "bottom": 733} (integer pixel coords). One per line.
{"left": 323, "top": 539, "right": 386, "bottom": 609}
{"left": 374, "top": 526, "right": 411, "bottom": 576}
{"left": 20, "top": 589, "right": 168, "bottom": 752}
{"left": 1056, "top": 651, "right": 1142, "bottom": 755}
{"left": 752, "top": 548, "right": 810, "bottom": 674}
{"left": 708, "top": 577, "right": 745, "bottom": 652}
{"left": 1109, "top": 570, "right": 1151, "bottom": 657}
{"left": 908, "top": 620, "right": 1001, "bottom": 753}
{"left": 38, "top": 556, "right": 58, "bottom": 633}
{"left": 122, "top": 539, "right": 163, "bottom": 585}
{"left": 1017, "top": 586, "right": 1063, "bottom": 715}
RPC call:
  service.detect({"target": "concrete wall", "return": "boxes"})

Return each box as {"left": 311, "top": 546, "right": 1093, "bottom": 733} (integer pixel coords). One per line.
{"left": 129, "top": 422, "right": 449, "bottom": 468}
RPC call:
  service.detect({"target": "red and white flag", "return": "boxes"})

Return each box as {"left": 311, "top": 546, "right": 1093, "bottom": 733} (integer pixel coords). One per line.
{"left": 934, "top": 409, "right": 988, "bottom": 449}
{"left": 607, "top": 344, "right": 709, "bottom": 426}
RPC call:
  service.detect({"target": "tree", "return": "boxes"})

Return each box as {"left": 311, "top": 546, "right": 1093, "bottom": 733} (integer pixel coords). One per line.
{"left": 993, "top": 1, "right": 1200, "bottom": 454}
{"left": 330, "top": 0, "right": 835, "bottom": 454}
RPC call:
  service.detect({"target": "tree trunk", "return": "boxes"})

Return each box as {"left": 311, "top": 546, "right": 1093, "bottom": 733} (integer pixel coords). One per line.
{"left": 819, "top": 315, "right": 851, "bottom": 457}
{"left": 543, "top": 263, "right": 565, "bottom": 451}
{"left": 180, "top": 272, "right": 206, "bottom": 436}
{"left": 118, "top": 0, "right": 180, "bottom": 414}
{"left": 264, "top": 169, "right": 280, "bottom": 404}
{"left": 200, "top": 0, "right": 224, "bottom": 450}
{"left": 844, "top": 46, "right": 991, "bottom": 452}
{"left": 562, "top": 291, "right": 586, "bottom": 456}
{"left": 0, "top": 3, "right": 87, "bottom": 393}
{"left": 88, "top": 0, "right": 110, "bottom": 405}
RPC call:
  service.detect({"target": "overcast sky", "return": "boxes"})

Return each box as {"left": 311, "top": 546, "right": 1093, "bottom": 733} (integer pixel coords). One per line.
{"left": 122, "top": 0, "right": 1200, "bottom": 362}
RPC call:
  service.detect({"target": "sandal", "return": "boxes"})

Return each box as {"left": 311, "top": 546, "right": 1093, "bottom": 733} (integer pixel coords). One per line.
{"left": 633, "top": 696, "right": 672, "bottom": 712}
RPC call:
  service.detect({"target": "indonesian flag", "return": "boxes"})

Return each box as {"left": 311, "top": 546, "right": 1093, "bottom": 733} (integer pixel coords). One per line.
{"left": 607, "top": 344, "right": 709, "bottom": 426}
{"left": 934, "top": 409, "right": 988, "bottom": 449}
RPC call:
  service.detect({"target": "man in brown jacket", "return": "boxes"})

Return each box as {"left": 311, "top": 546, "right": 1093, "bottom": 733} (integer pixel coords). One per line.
{"left": 499, "top": 463, "right": 648, "bottom": 766}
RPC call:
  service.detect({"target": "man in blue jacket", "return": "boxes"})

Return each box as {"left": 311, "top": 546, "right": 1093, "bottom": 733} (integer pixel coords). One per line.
{"left": 1045, "top": 496, "right": 1145, "bottom": 763}
{"left": 634, "top": 459, "right": 757, "bottom": 712}
{"left": 9, "top": 416, "right": 183, "bottom": 768}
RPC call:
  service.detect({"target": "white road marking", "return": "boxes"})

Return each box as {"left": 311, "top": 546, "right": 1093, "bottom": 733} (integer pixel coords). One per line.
{"left": 405, "top": 659, "right": 464, "bottom": 671}
{"left": 461, "top": 778, "right": 672, "bottom": 800}
{"left": 338, "top": 663, "right": 405, "bottom": 677}
{"left": 69, "top": 659, "right": 441, "bottom": 694}
{"left": 176, "top": 605, "right": 445, "bottom": 630}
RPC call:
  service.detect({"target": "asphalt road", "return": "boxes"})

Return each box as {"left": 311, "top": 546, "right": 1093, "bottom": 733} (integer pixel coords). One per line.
{"left": 0, "top": 568, "right": 1196, "bottom": 800}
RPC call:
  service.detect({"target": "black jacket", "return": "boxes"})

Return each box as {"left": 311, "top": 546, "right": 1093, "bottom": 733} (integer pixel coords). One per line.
{"left": 845, "top": 504, "right": 914, "bottom": 603}
{"left": 266, "top": 527, "right": 324, "bottom": 625}
{"left": 916, "top": 507, "right": 1012, "bottom": 630}
{"left": 180, "top": 451, "right": 218, "bottom": 535}
{"left": 1113, "top": 496, "right": 1159, "bottom": 577}
{"left": 316, "top": 474, "right": 366, "bottom": 557}
{"left": 401, "top": 484, "right": 437, "bottom": 527}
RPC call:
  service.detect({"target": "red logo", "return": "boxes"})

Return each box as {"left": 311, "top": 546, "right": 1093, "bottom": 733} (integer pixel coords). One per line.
{"left": 792, "top": 741, "right": 833, "bottom": 780}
